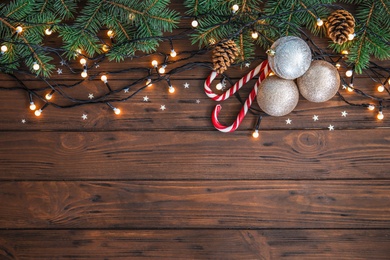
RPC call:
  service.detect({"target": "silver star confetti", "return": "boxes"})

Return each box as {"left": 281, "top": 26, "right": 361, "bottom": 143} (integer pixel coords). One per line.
{"left": 95, "top": 63, "right": 100, "bottom": 68}
{"left": 313, "top": 115, "right": 319, "bottom": 121}
{"left": 196, "top": 99, "right": 201, "bottom": 104}
{"left": 124, "top": 88, "right": 129, "bottom": 93}
{"left": 341, "top": 111, "right": 348, "bottom": 117}
{"left": 88, "top": 93, "right": 94, "bottom": 99}
{"left": 286, "top": 118, "right": 292, "bottom": 124}
{"left": 328, "top": 125, "right": 334, "bottom": 131}
{"left": 160, "top": 105, "right": 166, "bottom": 111}
{"left": 57, "top": 68, "right": 62, "bottom": 74}
{"left": 143, "top": 96, "right": 149, "bottom": 102}
{"left": 82, "top": 114, "right": 88, "bottom": 120}
{"left": 21, "top": 119, "right": 26, "bottom": 124}
{"left": 184, "top": 82, "right": 190, "bottom": 88}
{"left": 245, "top": 62, "right": 250, "bottom": 67}
{"left": 60, "top": 60, "right": 66, "bottom": 66}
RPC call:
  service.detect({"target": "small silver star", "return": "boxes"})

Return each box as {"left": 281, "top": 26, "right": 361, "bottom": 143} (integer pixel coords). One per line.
{"left": 57, "top": 68, "right": 62, "bottom": 74}
{"left": 88, "top": 93, "right": 94, "bottom": 99}
{"left": 143, "top": 96, "right": 149, "bottom": 102}
{"left": 342, "top": 84, "right": 347, "bottom": 90}
{"left": 313, "top": 115, "right": 319, "bottom": 121}
{"left": 286, "top": 118, "right": 292, "bottom": 124}
{"left": 160, "top": 105, "right": 166, "bottom": 111}
{"left": 60, "top": 60, "right": 66, "bottom": 66}
{"left": 124, "top": 88, "right": 129, "bottom": 93}
{"left": 82, "top": 114, "right": 88, "bottom": 120}
{"left": 341, "top": 111, "right": 348, "bottom": 117}
{"left": 328, "top": 125, "right": 334, "bottom": 131}
{"left": 184, "top": 82, "right": 190, "bottom": 88}
{"left": 21, "top": 119, "right": 26, "bottom": 124}
{"left": 245, "top": 62, "right": 250, "bottom": 67}
{"left": 196, "top": 99, "right": 201, "bottom": 104}
{"left": 95, "top": 64, "right": 100, "bottom": 68}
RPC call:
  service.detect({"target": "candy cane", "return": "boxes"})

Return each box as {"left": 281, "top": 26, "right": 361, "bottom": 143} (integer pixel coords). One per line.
{"left": 204, "top": 60, "right": 269, "bottom": 101}
{"left": 209, "top": 62, "right": 270, "bottom": 132}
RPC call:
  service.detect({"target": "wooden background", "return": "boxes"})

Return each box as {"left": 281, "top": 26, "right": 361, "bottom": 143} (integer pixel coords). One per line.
{"left": 1, "top": 1, "right": 390, "bottom": 259}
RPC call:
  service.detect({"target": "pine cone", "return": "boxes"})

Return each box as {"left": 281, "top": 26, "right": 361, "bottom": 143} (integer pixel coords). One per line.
{"left": 326, "top": 10, "right": 355, "bottom": 45}
{"left": 212, "top": 40, "right": 238, "bottom": 74}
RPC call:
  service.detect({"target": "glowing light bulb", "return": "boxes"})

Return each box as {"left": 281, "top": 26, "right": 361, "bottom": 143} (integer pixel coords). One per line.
{"left": 102, "top": 44, "right": 110, "bottom": 52}
{"left": 45, "top": 93, "right": 53, "bottom": 100}
{"left": 168, "top": 85, "right": 175, "bottom": 93}
{"left": 341, "top": 50, "right": 349, "bottom": 55}
{"left": 79, "top": 58, "right": 87, "bottom": 65}
{"left": 101, "top": 75, "right": 108, "bottom": 83}
{"left": 335, "top": 63, "right": 341, "bottom": 69}
{"left": 368, "top": 105, "right": 375, "bottom": 111}
{"left": 158, "top": 66, "right": 166, "bottom": 74}
{"left": 377, "top": 111, "right": 384, "bottom": 120}
{"left": 151, "top": 60, "right": 158, "bottom": 67}
{"left": 76, "top": 49, "right": 82, "bottom": 54}
{"left": 347, "top": 84, "right": 354, "bottom": 92}
{"left": 34, "top": 109, "right": 42, "bottom": 117}
{"left": 252, "top": 130, "right": 259, "bottom": 139}
{"left": 191, "top": 20, "right": 198, "bottom": 28}
{"left": 232, "top": 4, "right": 239, "bottom": 13}
{"left": 269, "top": 72, "right": 275, "bottom": 76}
{"left": 33, "top": 62, "right": 40, "bottom": 71}
{"left": 377, "top": 85, "right": 385, "bottom": 92}
{"left": 216, "top": 83, "right": 223, "bottom": 90}
{"left": 348, "top": 33, "right": 355, "bottom": 41}
{"left": 345, "top": 70, "right": 353, "bottom": 77}
{"left": 81, "top": 70, "right": 88, "bottom": 78}
{"left": 316, "top": 18, "right": 324, "bottom": 26}
{"left": 170, "top": 49, "right": 177, "bottom": 57}
{"left": 146, "top": 78, "right": 152, "bottom": 87}
{"left": 15, "top": 26, "right": 23, "bottom": 33}
{"left": 1, "top": 45, "right": 8, "bottom": 53}
{"left": 113, "top": 107, "right": 121, "bottom": 115}
{"left": 388, "top": 78, "right": 390, "bottom": 85}
{"left": 45, "top": 28, "right": 52, "bottom": 35}
{"left": 128, "top": 13, "right": 135, "bottom": 20}
{"left": 107, "top": 30, "right": 114, "bottom": 38}
{"left": 251, "top": 31, "right": 259, "bottom": 39}
{"left": 209, "top": 38, "right": 216, "bottom": 45}
{"left": 29, "top": 102, "right": 36, "bottom": 111}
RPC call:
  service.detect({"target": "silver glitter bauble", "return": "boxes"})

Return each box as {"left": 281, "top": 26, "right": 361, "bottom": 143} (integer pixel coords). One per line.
{"left": 267, "top": 36, "right": 312, "bottom": 80}
{"left": 297, "top": 60, "right": 340, "bottom": 102}
{"left": 257, "top": 75, "right": 299, "bottom": 116}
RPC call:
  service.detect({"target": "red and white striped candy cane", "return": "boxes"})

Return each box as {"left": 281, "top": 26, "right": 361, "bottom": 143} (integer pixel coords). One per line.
{"left": 204, "top": 60, "right": 269, "bottom": 101}
{"left": 205, "top": 61, "right": 270, "bottom": 132}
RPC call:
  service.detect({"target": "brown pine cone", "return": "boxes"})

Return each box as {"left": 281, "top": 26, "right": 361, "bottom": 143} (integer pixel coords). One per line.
{"left": 212, "top": 39, "right": 238, "bottom": 74}
{"left": 326, "top": 10, "right": 355, "bottom": 45}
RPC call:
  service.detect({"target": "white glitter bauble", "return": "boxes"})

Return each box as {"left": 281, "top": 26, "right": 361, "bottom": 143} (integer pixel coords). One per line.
{"left": 268, "top": 36, "right": 312, "bottom": 80}
{"left": 257, "top": 75, "right": 299, "bottom": 116}
{"left": 297, "top": 60, "right": 340, "bottom": 102}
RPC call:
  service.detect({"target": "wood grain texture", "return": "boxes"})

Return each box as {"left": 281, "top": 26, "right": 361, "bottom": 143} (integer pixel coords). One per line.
{"left": 0, "top": 130, "right": 389, "bottom": 180}
{"left": 0, "top": 229, "right": 389, "bottom": 259}
{"left": 0, "top": 180, "right": 389, "bottom": 229}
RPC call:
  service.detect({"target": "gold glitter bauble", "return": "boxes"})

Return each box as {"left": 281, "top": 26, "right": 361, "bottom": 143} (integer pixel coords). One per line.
{"left": 297, "top": 60, "right": 340, "bottom": 103}
{"left": 257, "top": 75, "right": 299, "bottom": 116}
{"left": 267, "top": 36, "right": 312, "bottom": 80}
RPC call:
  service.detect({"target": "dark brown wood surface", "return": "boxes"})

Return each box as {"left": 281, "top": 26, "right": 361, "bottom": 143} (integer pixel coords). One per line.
{"left": 0, "top": 1, "right": 389, "bottom": 259}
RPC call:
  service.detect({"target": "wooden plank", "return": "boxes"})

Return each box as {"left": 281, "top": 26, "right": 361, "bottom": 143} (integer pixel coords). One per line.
{"left": 0, "top": 180, "right": 389, "bottom": 229}
{"left": 0, "top": 229, "right": 389, "bottom": 259}
{"left": 1, "top": 130, "right": 389, "bottom": 180}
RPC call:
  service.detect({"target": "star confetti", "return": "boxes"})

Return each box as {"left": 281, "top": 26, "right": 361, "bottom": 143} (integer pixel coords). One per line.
{"left": 312, "top": 115, "right": 319, "bottom": 121}
{"left": 160, "top": 105, "right": 166, "bottom": 111}
{"left": 143, "top": 96, "right": 149, "bottom": 102}
{"left": 196, "top": 99, "right": 201, "bottom": 104}
{"left": 82, "top": 114, "right": 88, "bottom": 120}
{"left": 94, "top": 63, "right": 100, "bottom": 68}
{"left": 286, "top": 118, "right": 292, "bottom": 124}
{"left": 124, "top": 88, "right": 129, "bottom": 93}
{"left": 57, "top": 68, "right": 62, "bottom": 74}
{"left": 341, "top": 111, "right": 348, "bottom": 117}
{"left": 184, "top": 82, "right": 190, "bottom": 88}
{"left": 21, "top": 119, "right": 26, "bottom": 124}
{"left": 60, "top": 60, "right": 66, "bottom": 66}
{"left": 88, "top": 93, "right": 94, "bottom": 100}
{"left": 245, "top": 62, "right": 250, "bottom": 67}
{"left": 328, "top": 125, "right": 334, "bottom": 131}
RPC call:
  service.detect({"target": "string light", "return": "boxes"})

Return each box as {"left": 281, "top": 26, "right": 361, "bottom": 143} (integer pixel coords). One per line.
{"left": 216, "top": 82, "right": 223, "bottom": 90}
{"left": 170, "top": 49, "right": 177, "bottom": 57}
{"left": 107, "top": 30, "right": 114, "bottom": 38}
{"left": 316, "top": 18, "right": 323, "bottom": 26}
{"left": 34, "top": 104, "right": 48, "bottom": 117}
{"left": 102, "top": 44, "right": 110, "bottom": 52}
{"left": 251, "top": 31, "right": 258, "bottom": 39}
{"left": 45, "top": 28, "right": 52, "bottom": 35}
{"left": 151, "top": 60, "right": 158, "bottom": 68}
{"left": 79, "top": 58, "right": 87, "bottom": 65}
{"left": 81, "top": 70, "right": 88, "bottom": 78}
{"left": 15, "top": 26, "right": 23, "bottom": 33}
{"left": 252, "top": 130, "right": 259, "bottom": 138}
{"left": 191, "top": 20, "right": 198, "bottom": 28}
{"left": 168, "top": 85, "right": 175, "bottom": 93}
{"left": 33, "top": 62, "right": 40, "bottom": 71}
{"left": 252, "top": 116, "right": 262, "bottom": 139}
{"left": 146, "top": 78, "right": 152, "bottom": 87}
{"left": 377, "top": 85, "right": 385, "bottom": 92}
{"left": 377, "top": 111, "right": 384, "bottom": 120}
{"left": 232, "top": 4, "right": 239, "bottom": 13}
{"left": 1, "top": 45, "right": 7, "bottom": 53}
{"left": 335, "top": 63, "right": 341, "bottom": 69}
{"left": 341, "top": 50, "right": 349, "bottom": 55}
{"left": 368, "top": 105, "right": 375, "bottom": 111}
{"left": 101, "top": 75, "right": 108, "bottom": 83}
{"left": 159, "top": 65, "right": 166, "bottom": 74}
{"left": 348, "top": 33, "right": 355, "bottom": 40}
{"left": 128, "top": 13, "right": 135, "bottom": 21}
{"left": 106, "top": 102, "right": 121, "bottom": 115}
{"left": 45, "top": 90, "right": 55, "bottom": 100}
{"left": 345, "top": 70, "right": 353, "bottom": 77}
{"left": 29, "top": 102, "right": 36, "bottom": 111}
{"left": 347, "top": 84, "right": 354, "bottom": 92}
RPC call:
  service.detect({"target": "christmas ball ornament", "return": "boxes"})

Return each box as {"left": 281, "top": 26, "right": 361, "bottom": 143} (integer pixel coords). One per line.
{"left": 297, "top": 60, "right": 340, "bottom": 103}
{"left": 212, "top": 39, "right": 238, "bottom": 74}
{"left": 257, "top": 75, "right": 299, "bottom": 116}
{"left": 267, "top": 36, "right": 312, "bottom": 80}
{"left": 326, "top": 10, "right": 355, "bottom": 45}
